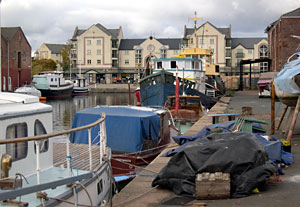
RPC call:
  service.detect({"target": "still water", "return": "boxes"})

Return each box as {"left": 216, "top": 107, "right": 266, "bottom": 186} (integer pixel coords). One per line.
{"left": 46, "top": 93, "right": 136, "bottom": 132}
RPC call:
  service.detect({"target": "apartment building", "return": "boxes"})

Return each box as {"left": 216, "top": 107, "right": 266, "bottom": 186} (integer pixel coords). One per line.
{"left": 70, "top": 23, "right": 123, "bottom": 83}
{"left": 265, "top": 7, "right": 300, "bottom": 72}
{"left": 36, "top": 43, "right": 66, "bottom": 70}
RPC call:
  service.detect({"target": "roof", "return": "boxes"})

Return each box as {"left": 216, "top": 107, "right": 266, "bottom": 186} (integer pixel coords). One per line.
{"left": 72, "top": 23, "right": 121, "bottom": 40}
{"left": 45, "top": 43, "right": 66, "bottom": 54}
{"left": 231, "top": 37, "right": 267, "bottom": 49}
{"left": 265, "top": 7, "right": 300, "bottom": 32}
{"left": 184, "top": 22, "right": 231, "bottom": 38}
{"left": 1, "top": 27, "right": 20, "bottom": 41}
{"left": 119, "top": 38, "right": 181, "bottom": 50}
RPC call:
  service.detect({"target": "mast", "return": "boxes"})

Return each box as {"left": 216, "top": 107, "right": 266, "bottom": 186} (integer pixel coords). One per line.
{"left": 188, "top": 11, "right": 202, "bottom": 49}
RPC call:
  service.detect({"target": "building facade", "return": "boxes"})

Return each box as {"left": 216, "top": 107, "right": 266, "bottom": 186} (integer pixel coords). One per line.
{"left": 1, "top": 27, "right": 31, "bottom": 91}
{"left": 36, "top": 43, "right": 66, "bottom": 70}
{"left": 68, "top": 21, "right": 268, "bottom": 84}
{"left": 265, "top": 7, "right": 300, "bottom": 72}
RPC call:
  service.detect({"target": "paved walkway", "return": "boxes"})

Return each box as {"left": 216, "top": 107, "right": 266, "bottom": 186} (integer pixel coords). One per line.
{"left": 112, "top": 90, "right": 300, "bottom": 207}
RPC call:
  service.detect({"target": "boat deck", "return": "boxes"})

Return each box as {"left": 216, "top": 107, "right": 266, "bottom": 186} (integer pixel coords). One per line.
{"left": 112, "top": 97, "right": 230, "bottom": 207}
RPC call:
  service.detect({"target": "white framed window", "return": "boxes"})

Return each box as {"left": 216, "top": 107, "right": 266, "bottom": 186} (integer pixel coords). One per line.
{"left": 212, "top": 58, "right": 215, "bottom": 64}
{"left": 160, "top": 49, "right": 167, "bottom": 59}
{"left": 87, "top": 59, "right": 92, "bottom": 64}
{"left": 125, "top": 59, "right": 129, "bottom": 64}
{"left": 210, "top": 39, "right": 214, "bottom": 44}
{"left": 125, "top": 50, "right": 129, "bottom": 55}
{"left": 248, "top": 49, "right": 252, "bottom": 54}
{"left": 173, "top": 50, "right": 179, "bottom": 55}
{"left": 199, "top": 39, "right": 204, "bottom": 45}
{"left": 87, "top": 50, "right": 91, "bottom": 55}
{"left": 6, "top": 123, "right": 28, "bottom": 161}
{"left": 97, "top": 59, "right": 101, "bottom": 64}
{"left": 135, "top": 49, "right": 142, "bottom": 64}
{"left": 97, "top": 50, "right": 101, "bottom": 55}
{"left": 87, "top": 40, "right": 91, "bottom": 45}
{"left": 97, "top": 40, "right": 101, "bottom": 45}
{"left": 211, "top": 49, "right": 214, "bottom": 54}
{"left": 259, "top": 45, "right": 268, "bottom": 57}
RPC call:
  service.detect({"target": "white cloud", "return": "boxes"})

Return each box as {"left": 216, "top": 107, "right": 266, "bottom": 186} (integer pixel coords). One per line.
{"left": 1, "top": 0, "right": 300, "bottom": 52}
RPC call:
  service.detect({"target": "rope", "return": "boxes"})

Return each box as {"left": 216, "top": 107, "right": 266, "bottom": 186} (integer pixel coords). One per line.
{"left": 111, "top": 157, "right": 159, "bottom": 174}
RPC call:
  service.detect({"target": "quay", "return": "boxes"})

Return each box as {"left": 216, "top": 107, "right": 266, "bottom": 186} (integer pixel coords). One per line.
{"left": 112, "top": 90, "right": 300, "bottom": 207}
{"left": 89, "top": 83, "right": 138, "bottom": 93}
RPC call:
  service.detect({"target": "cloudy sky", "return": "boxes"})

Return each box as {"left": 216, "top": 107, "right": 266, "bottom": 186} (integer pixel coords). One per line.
{"left": 1, "top": 0, "right": 300, "bottom": 52}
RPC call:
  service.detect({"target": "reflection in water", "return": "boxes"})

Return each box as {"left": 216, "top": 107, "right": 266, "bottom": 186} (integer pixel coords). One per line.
{"left": 47, "top": 93, "right": 136, "bottom": 132}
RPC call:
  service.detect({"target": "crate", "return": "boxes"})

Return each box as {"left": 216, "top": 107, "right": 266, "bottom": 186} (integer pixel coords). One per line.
{"left": 195, "top": 172, "right": 230, "bottom": 199}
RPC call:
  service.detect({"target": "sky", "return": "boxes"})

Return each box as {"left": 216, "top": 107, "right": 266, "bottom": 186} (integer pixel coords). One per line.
{"left": 1, "top": 0, "right": 300, "bottom": 53}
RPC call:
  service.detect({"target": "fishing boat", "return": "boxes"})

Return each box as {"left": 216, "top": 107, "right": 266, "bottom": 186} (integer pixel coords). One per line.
{"left": 164, "top": 95, "right": 204, "bottom": 134}
{"left": 139, "top": 69, "right": 216, "bottom": 110}
{"left": 152, "top": 57, "right": 206, "bottom": 94}
{"left": 274, "top": 53, "right": 300, "bottom": 106}
{"left": 69, "top": 105, "right": 172, "bottom": 177}
{"left": 70, "top": 76, "right": 89, "bottom": 95}
{"left": 32, "top": 71, "right": 73, "bottom": 99}
{"left": 0, "top": 92, "right": 112, "bottom": 206}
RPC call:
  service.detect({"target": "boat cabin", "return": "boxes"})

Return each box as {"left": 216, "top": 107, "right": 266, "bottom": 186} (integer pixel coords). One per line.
{"left": 32, "top": 71, "right": 71, "bottom": 89}
{"left": 153, "top": 58, "right": 203, "bottom": 72}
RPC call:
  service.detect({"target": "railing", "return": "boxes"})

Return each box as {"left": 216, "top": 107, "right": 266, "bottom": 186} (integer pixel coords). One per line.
{"left": 0, "top": 113, "right": 107, "bottom": 185}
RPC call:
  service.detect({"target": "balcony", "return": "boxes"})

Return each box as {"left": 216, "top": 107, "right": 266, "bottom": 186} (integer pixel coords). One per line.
{"left": 236, "top": 53, "right": 245, "bottom": 58}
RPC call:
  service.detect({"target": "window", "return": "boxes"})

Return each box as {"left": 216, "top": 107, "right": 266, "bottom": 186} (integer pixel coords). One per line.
{"left": 199, "top": 39, "right": 204, "bottom": 45}
{"left": 171, "top": 61, "right": 176, "bottom": 68}
{"left": 97, "top": 40, "right": 101, "bottom": 45}
{"left": 248, "top": 49, "right": 252, "bottom": 54}
{"left": 87, "top": 59, "right": 91, "bottom": 64}
{"left": 97, "top": 59, "right": 101, "bottom": 65}
{"left": 87, "top": 50, "right": 91, "bottom": 55}
{"left": 6, "top": 123, "right": 28, "bottom": 161}
{"left": 237, "top": 49, "right": 243, "bottom": 53}
{"left": 157, "top": 62, "right": 162, "bottom": 69}
{"left": 135, "top": 49, "right": 142, "bottom": 64}
{"left": 87, "top": 40, "right": 91, "bottom": 45}
{"left": 125, "top": 59, "right": 129, "bottom": 64}
{"left": 210, "top": 39, "right": 214, "bottom": 44}
{"left": 160, "top": 49, "right": 167, "bottom": 59}
{"left": 173, "top": 50, "right": 179, "bottom": 55}
{"left": 97, "top": 50, "right": 101, "bottom": 55}
{"left": 211, "top": 49, "right": 214, "bottom": 54}
{"left": 226, "top": 59, "right": 231, "bottom": 67}
{"left": 125, "top": 50, "right": 129, "bottom": 55}
{"left": 212, "top": 58, "right": 215, "bottom": 64}
{"left": 18, "top": 52, "right": 21, "bottom": 68}
{"left": 260, "top": 62, "right": 268, "bottom": 73}
{"left": 34, "top": 120, "right": 48, "bottom": 153}
{"left": 226, "top": 49, "right": 231, "bottom": 57}
{"left": 112, "top": 50, "right": 118, "bottom": 58}
{"left": 259, "top": 45, "right": 268, "bottom": 57}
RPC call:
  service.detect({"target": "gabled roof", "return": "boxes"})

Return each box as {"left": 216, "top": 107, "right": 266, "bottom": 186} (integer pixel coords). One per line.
{"left": 184, "top": 22, "right": 231, "bottom": 38}
{"left": 119, "top": 38, "right": 182, "bottom": 50}
{"left": 45, "top": 43, "right": 66, "bottom": 54}
{"left": 265, "top": 7, "right": 300, "bottom": 32}
{"left": 1, "top": 27, "right": 20, "bottom": 41}
{"left": 72, "top": 24, "right": 121, "bottom": 40}
{"left": 231, "top": 37, "right": 267, "bottom": 49}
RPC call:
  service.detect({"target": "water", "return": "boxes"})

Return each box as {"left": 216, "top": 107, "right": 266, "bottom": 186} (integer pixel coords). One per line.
{"left": 46, "top": 93, "right": 136, "bottom": 132}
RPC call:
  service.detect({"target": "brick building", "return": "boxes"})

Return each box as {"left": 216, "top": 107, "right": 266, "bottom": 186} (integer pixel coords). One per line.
{"left": 1, "top": 27, "right": 32, "bottom": 91}
{"left": 265, "top": 7, "right": 300, "bottom": 72}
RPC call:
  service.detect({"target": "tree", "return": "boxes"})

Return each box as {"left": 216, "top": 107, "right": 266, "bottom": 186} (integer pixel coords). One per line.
{"left": 32, "top": 59, "right": 57, "bottom": 75}
{"left": 60, "top": 42, "right": 72, "bottom": 71}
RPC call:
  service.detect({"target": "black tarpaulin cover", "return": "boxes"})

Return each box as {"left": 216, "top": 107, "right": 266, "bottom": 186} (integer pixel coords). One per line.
{"left": 152, "top": 132, "right": 277, "bottom": 198}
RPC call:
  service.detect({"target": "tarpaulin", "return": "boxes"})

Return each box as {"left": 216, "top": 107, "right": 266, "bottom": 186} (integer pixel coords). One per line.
{"left": 70, "top": 106, "right": 161, "bottom": 153}
{"left": 152, "top": 132, "right": 277, "bottom": 198}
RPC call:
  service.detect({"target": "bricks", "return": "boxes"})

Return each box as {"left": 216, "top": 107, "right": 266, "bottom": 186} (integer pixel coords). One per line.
{"left": 195, "top": 172, "right": 230, "bottom": 200}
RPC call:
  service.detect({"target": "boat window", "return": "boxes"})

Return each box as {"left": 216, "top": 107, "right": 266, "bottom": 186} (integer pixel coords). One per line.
{"left": 6, "top": 123, "right": 28, "bottom": 161}
{"left": 195, "top": 61, "right": 199, "bottom": 69}
{"left": 157, "top": 62, "right": 162, "bottom": 69}
{"left": 171, "top": 61, "right": 177, "bottom": 68}
{"left": 51, "top": 78, "right": 53, "bottom": 82}
{"left": 34, "top": 120, "right": 49, "bottom": 153}
{"left": 192, "top": 61, "right": 195, "bottom": 69}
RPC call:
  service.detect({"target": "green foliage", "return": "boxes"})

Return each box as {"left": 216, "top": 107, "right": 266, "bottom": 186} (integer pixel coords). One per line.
{"left": 32, "top": 59, "right": 57, "bottom": 75}
{"left": 60, "top": 43, "right": 72, "bottom": 71}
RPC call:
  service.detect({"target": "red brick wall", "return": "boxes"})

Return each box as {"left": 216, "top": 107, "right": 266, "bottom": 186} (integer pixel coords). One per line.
{"left": 1, "top": 28, "right": 32, "bottom": 91}
{"left": 268, "top": 18, "right": 300, "bottom": 72}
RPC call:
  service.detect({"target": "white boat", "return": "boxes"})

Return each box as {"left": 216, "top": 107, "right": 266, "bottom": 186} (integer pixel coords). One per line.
{"left": 152, "top": 57, "right": 206, "bottom": 94}
{"left": 32, "top": 71, "right": 74, "bottom": 99}
{"left": 71, "top": 77, "right": 89, "bottom": 95}
{"left": 0, "top": 92, "right": 112, "bottom": 206}
{"left": 274, "top": 53, "right": 300, "bottom": 106}
{"left": 14, "top": 85, "right": 42, "bottom": 97}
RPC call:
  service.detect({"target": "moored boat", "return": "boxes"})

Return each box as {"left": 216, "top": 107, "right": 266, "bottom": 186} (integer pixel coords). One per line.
{"left": 0, "top": 92, "right": 112, "bottom": 206}
{"left": 274, "top": 53, "right": 300, "bottom": 106}
{"left": 14, "top": 84, "right": 42, "bottom": 97}
{"left": 32, "top": 71, "right": 73, "bottom": 99}
{"left": 70, "top": 76, "right": 89, "bottom": 95}
{"left": 69, "top": 105, "right": 172, "bottom": 177}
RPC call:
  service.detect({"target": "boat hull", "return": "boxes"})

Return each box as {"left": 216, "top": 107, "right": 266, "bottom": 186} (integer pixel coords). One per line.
{"left": 40, "top": 84, "right": 73, "bottom": 99}
{"left": 274, "top": 83, "right": 299, "bottom": 106}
